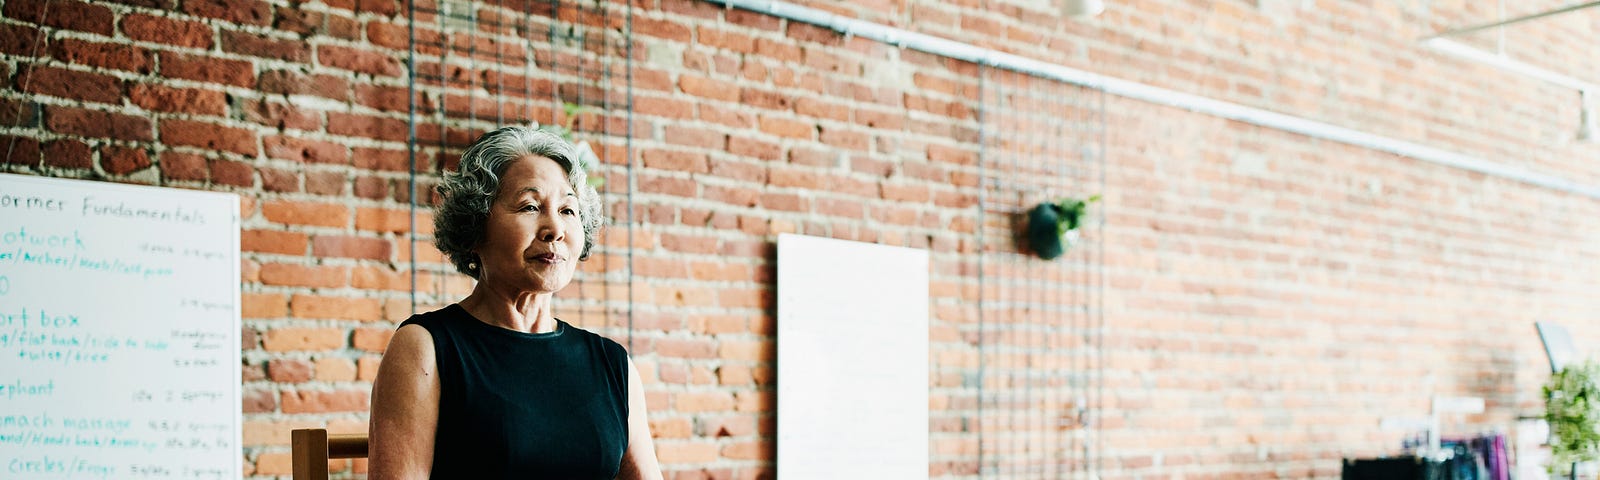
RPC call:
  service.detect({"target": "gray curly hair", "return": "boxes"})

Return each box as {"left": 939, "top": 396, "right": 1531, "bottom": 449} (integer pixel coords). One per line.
{"left": 434, "top": 126, "right": 605, "bottom": 279}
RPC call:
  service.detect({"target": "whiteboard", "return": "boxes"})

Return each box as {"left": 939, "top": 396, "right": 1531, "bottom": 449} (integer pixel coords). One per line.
{"left": 0, "top": 174, "right": 240, "bottom": 480}
{"left": 776, "top": 234, "right": 929, "bottom": 479}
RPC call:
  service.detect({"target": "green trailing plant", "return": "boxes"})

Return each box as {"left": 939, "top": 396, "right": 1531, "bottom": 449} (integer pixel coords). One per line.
{"left": 1026, "top": 194, "right": 1100, "bottom": 260}
{"left": 1054, "top": 195, "right": 1100, "bottom": 235}
{"left": 536, "top": 102, "right": 605, "bottom": 189}
{"left": 1546, "top": 359, "right": 1600, "bottom": 473}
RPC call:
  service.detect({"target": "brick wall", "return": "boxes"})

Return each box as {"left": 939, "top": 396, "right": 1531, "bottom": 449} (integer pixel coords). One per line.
{"left": 2, "top": 0, "right": 1598, "bottom": 479}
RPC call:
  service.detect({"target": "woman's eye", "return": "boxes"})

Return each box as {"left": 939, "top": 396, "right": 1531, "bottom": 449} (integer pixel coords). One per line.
{"left": 561, "top": 208, "right": 578, "bottom": 216}
{"left": 518, "top": 204, "right": 537, "bottom": 212}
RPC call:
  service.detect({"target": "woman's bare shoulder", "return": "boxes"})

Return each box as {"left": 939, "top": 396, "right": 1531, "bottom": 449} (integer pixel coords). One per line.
{"left": 383, "top": 324, "right": 435, "bottom": 366}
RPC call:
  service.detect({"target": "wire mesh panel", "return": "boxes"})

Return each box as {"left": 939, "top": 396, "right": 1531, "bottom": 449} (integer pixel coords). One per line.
{"left": 977, "top": 66, "right": 1105, "bottom": 479}
{"left": 406, "top": 0, "right": 633, "bottom": 340}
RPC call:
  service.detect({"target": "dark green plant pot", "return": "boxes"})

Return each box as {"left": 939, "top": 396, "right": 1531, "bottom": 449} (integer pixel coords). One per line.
{"left": 1028, "top": 203, "right": 1067, "bottom": 260}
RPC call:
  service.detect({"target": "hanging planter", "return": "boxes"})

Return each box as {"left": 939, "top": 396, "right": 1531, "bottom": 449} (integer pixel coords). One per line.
{"left": 1546, "top": 359, "right": 1600, "bottom": 476}
{"left": 1026, "top": 195, "right": 1099, "bottom": 260}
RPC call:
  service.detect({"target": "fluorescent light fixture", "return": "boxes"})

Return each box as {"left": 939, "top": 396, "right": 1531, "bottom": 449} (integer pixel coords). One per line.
{"left": 1422, "top": 38, "right": 1600, "bottom": 143}
{"left": 1062, "top": 0, "right": 1104, "bottom": 17}
{"left": 1421, "top": 38, "right": 1595, "bottom": 91}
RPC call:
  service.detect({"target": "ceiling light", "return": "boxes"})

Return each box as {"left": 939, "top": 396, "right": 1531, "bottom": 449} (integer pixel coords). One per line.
{"left": 1063, "top": 0, "right": 1104, "bottom": 18}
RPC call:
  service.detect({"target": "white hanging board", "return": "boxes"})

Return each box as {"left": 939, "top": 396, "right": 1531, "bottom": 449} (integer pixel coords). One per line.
{"left": 776, "top": 233, "right": 929, "bottom": 479}
{"left": 0, "top": 173, "right": 240, "bottom": 479}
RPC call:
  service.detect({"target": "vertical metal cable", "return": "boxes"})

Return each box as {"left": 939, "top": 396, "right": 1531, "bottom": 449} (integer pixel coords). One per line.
{"left": 989, "top": 75, "right": 999, "bottom": 475}
{"left": 3, "top": 1, "right": 50, "bottom": 164}
{"left": 999, "top": 72, "right": 1007, "bottom": 477}
{"left": 1061, "top": 82, "right": 1071, "bottom": 478}
{"left": 1023, "top": 71, "right": 1035, "bottom": 476}
{"left": 1072, "top": 80, "right": 1086, "bottom": 479}
{"left": 591, "top": 0, "right": 606, "bottom": 332}
{"left": 1075, "top": 85, "right": 1086, "bottom": 479}
{"left": 568, "top": 0, "right": 583, "bottom": 322}
{"left": 1092, "top": 85, "right": 1107, "bottom": 480}
{"left": 600, "top": 0, "right": 612, "bottom": 332}
{"left": 496, "top": 0, "right": 505, "bottom": 126}
{"left": 624, "top": 0, "right": 637, "bottom": 349}
{"left": 1040, "top": 78, "right": 1050, "bottom": 472}
{"left": 1026, "top": 74, "right": 1036, "bottom": 475}
{"left": 599, "top": 0, "right": 612, "bottom": 333}
{"left": 439, "top": 3, "right": 452, "bottom": 303}
{"left": 406, "top": 0, "right": 419, "bottom": 314}
{"left": 1048, "top": 78, "right": 1062, "bottom": 479}
{"left": 468, "top": 3, "right": 478, "bottom": 137}
{"left": 525, "top": 0, "right": 533, "bottom": 126}
{"left": 998, "top": 69, "right": 1011, "bottom": 476}
{"left": 1020, "top": 70, "right": 1032, "bottom": 477}
{"left": 547, "top": 0, "right": 558, "bottom": 127}
{"left": 1085, "top": 84, "right": 1099, "bottom": 480}
{"left": 1049, "top": 76, "right": 1062, "bottom": 478}
{"left": 1069, "top": 81, "right": 1081, "bottom": 479}
{"left": 435, "top": 2, "right": 450, "bottom": 303}
{"left": 975, "top": 63, "right": 988, "bottom": 478}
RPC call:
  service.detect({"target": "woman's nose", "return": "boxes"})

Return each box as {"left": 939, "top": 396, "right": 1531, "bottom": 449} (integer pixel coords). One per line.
{"left": 537, "top": 213, "right": 564, "bottom": 243}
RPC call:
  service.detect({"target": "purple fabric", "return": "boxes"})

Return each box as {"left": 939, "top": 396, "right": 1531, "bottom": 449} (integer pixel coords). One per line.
{"left": 1494, "top": 435, "right": 1509, "bottom": 480}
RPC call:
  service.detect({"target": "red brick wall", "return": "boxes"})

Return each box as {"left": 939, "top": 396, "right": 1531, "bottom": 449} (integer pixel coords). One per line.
{"left": 3, "top": 0, "right": 1599, "bottom": 479}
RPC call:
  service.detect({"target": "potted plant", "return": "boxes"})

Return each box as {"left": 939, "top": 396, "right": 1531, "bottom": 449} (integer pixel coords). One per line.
{"left": 1026, "top": 195, "right": 1099, "bottom": 260}
{"left": 1546, "top": 359, "right": 1600, "bottom": 478}
{"left": 538, "top": 102, "right": 606, "bottom": 189}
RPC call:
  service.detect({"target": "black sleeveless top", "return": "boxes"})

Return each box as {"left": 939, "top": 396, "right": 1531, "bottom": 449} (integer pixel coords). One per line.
{"left": 400, "top": 304, "right": 630, "bottom": 479}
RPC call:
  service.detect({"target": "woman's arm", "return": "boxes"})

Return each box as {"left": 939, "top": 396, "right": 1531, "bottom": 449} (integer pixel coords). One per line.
{"left": 368, "top": 324, "right": 440, "bottom": 480}
{"left": 616, "top": 358, "right": 664, "bottom": 480}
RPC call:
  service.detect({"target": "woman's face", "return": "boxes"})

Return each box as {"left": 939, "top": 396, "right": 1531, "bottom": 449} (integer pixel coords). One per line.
{"left": 474, "top": 154, "right": 585, "bottom": 295}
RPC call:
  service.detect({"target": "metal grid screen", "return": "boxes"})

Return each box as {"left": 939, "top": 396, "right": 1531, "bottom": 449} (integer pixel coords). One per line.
{"left": 406, "top": 0, "right": 634, "bottom": 340}
{"left": 977, "top": 66, "right": 1106, "bottom": 479}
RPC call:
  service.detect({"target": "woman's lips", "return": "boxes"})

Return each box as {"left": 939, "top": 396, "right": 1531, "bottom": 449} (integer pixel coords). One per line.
{"left": 532, "top": 253, "right": 564, "bottom": 263}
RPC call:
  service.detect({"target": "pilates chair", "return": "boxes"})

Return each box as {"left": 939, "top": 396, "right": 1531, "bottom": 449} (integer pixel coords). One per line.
{"left": 290, "top": 428, "right": 369, "bottom": 480}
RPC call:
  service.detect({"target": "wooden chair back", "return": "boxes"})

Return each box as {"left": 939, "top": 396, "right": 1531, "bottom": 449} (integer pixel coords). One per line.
{"left": 291, "top": 428, "right": 369, "bottom": 480}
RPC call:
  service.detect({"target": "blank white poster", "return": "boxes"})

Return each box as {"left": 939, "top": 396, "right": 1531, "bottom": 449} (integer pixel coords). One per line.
{"left": 777, "top": 233, "right": 929, "bottom": 479}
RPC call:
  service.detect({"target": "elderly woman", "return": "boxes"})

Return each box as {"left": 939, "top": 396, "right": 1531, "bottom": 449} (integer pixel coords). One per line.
{"left": 369, "top": 126, "right": 662, "bottom": 479}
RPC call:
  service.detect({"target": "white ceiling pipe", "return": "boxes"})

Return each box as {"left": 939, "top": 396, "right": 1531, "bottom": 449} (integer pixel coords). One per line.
{"left": 702, "top": 0, "right": 1600, "bottom": 199}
